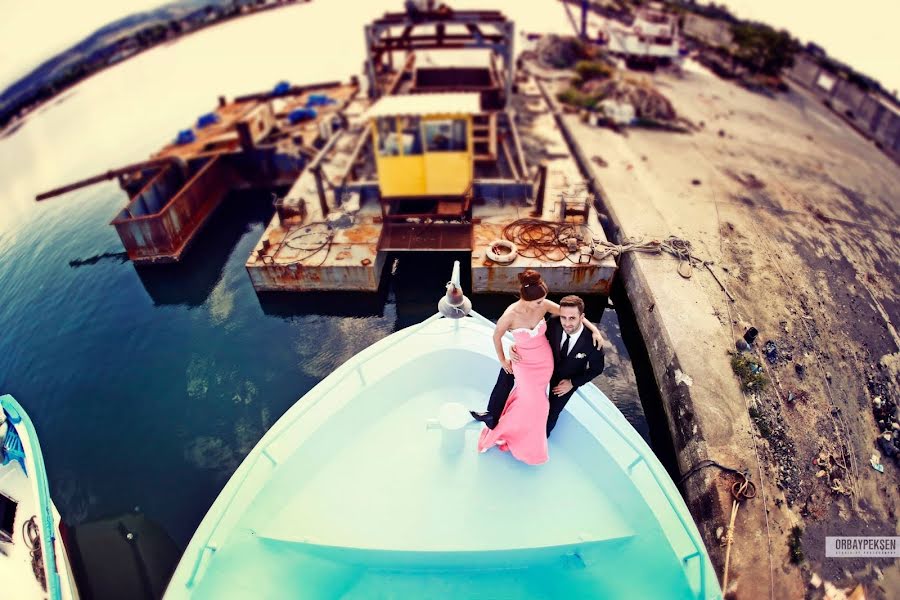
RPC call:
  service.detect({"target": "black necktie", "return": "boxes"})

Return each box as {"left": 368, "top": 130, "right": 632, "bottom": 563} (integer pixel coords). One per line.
{"left": 561, "top": 333, "right": 570, "bottom": 357}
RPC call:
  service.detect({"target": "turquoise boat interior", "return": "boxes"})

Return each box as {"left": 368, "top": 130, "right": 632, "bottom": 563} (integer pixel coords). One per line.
{"left": 165, "top": 314, "right": 722, "bottom": 599}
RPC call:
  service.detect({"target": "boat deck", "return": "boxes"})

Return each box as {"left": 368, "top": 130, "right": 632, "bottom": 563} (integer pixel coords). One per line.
{"left": 259, "top": 376, "right": 635, "bottom": 551}
{"left": 154, "top": 82, "right": 359, "bottom": 162}
{"left": 107, "top": 81, "right": 361, "bottom": 264}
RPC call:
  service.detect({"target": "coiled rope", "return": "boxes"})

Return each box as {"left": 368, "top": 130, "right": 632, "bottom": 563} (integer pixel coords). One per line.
{"left": 501, "top": 218, "right": 702, "bottom": 276}
{"left": 264, "top": 221, "right": 335, "bottom": 267}
{"left": 23, "top": 516, "right": 46, "bottom": 591}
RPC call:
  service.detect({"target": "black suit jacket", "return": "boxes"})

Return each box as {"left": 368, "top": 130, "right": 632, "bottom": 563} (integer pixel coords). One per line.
{"left": 485, "top": 316, "right": 605, "bottom": 424}
{"left": 545, "top": 317, "right": 605, "bottom": 389}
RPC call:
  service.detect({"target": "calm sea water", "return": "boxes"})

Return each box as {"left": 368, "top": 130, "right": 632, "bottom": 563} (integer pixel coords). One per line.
{"left": 0, "top": 0, "right": 650, "bottom": 549}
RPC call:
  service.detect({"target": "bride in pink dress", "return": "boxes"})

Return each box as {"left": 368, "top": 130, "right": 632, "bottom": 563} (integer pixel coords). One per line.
{"left": 478, "top": 270, "right": 603, "bottom": 465}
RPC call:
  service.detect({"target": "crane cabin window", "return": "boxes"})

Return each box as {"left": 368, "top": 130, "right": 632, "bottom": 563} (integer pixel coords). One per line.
{"left": 400, "top": 116, "right": 422, "bottom": 155}
{"left": 424, "top": 119, "right": 467, "bottom": 152}
{"left": 377, "top": 117, "right": 400, "bottom": 156}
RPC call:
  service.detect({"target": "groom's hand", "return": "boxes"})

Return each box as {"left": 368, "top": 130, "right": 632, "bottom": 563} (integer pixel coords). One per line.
{"left": 552, "top": 379, "right": 573, "bottom": 395}
{"left": 510, "top": 345, "right": 521, "bottom": 362}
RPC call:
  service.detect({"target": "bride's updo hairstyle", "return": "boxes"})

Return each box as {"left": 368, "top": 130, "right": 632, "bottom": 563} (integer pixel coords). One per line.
{"left": 518, "top": 269, "right": 548, "bottom": 301}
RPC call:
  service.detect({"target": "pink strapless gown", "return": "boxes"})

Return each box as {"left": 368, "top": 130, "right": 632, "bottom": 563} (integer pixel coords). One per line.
{"left": 478, "top": 319, "right": 553, "bottom": 465}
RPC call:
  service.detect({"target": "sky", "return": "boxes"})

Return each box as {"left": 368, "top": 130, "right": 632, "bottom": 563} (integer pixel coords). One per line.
{"left": 721, "top": 0, "right": 899, "bottom": 94}
{"left": 0, "top": 1, "right": 898, "bottom": 94}
{"left": 0, "top": 0, "right": 166, "bottom": 90}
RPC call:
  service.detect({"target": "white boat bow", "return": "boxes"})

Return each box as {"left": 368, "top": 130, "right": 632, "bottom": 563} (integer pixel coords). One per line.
{"left": 166, "top": 292, "right": 721, "bottom": 598}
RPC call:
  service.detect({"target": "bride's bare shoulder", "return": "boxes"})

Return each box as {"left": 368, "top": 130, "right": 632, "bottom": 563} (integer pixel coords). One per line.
{"left": 496, "top": 302, "right": 520, "bottom": 328}
{"left": 502, "top": 301, "right": 521, "bottom": 315}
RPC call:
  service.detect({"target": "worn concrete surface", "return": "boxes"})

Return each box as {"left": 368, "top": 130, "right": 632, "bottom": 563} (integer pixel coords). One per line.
{"left": 559, "top": 59, "right": 899, "bottom": 599}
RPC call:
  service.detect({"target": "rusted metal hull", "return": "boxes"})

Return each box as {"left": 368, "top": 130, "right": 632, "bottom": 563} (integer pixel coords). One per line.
{"left": 37, "top": 80, "right": 358, "bottom": 265}
{"left": 246, "top": 252, "right": 387, "bottom": 292}
{"left": 377, "top": 222, "right": 473, "bottom": 251}
{"left": 111, "top": 155, "right": 235, "bottom": 263}
{"left": 472, "top": 262, "right": 614, "bottom": 295}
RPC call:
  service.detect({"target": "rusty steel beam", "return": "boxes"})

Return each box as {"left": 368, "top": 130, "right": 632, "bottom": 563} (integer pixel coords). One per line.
{"left": 306, "top": 130, "right": 344, "bottom": 173}
{"left": 373, "top": 11, "right": 507, "bottom": 25}
{"left": 376, "top": 42, "right": 505, "bottom": 53}
{"left": 500, "top": 134, "right": 521, "bottom": 181}
{"left": 383, "top": 53, "right": 415, "bottom": 97}
{"left": 233, "top": 80, "right": 343, "bottom": 103}
{"left": 35, "top": 157, "right": 186, "bottom": 201}
{"left": 307, "top": 129, "right": 345, "bottom": 216}
{"left": 338, "top": 124, "right": 372, "bottom": 187}
{"left": 506, "top": 110, "right": 530, "bottom": 180}
{"left": 376, "top": 33, "right": 505, "bottom": 48}
{"left": 533, "top": 163, "right": 548, "bottom": 218}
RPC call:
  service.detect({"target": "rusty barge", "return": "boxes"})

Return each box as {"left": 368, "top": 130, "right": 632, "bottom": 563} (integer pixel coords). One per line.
{"left": 37, "top": 7, "right": 617, "bottom": 296}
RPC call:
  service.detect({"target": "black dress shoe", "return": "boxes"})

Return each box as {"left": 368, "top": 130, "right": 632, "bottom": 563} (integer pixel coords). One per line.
{"left": 470, "top": 411, "right": 496, "bottom": 429}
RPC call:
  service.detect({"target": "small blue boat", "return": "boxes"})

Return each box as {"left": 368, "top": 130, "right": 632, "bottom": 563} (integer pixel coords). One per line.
{"left": 0, "top": 394, "right": 80, "bottom": 599}
{"left": 166, "top": 264, "right": 722, "bottom": 599}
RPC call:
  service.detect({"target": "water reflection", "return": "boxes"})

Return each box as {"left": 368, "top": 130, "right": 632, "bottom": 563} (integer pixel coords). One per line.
{"left": 68, "top": 251, "right": 130, "bottom": 268}
{"left": 257, "top": 290, "right": 389, "bottom": 319}
{"left": 133, "top": 191, "right": 274, "bottom": 307}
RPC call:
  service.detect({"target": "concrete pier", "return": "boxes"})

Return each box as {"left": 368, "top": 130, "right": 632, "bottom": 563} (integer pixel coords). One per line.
{"left": 556, "top": 58, "right": 900, "bottom": 598}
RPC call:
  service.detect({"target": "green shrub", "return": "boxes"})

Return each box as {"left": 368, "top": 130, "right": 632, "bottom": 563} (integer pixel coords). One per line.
{"left": 730, "top": 352, "right": 769, "bottom": 392}
{"left": 556, "top": 87, "right": 597, "bottom": 109}
{"left": 575, "top": 60, "right": 615, "bottom": 81}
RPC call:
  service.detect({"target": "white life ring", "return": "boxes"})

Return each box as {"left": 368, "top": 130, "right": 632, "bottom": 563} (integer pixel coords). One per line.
{"left": 485, "top": 239, "right": 517, "bottom": 264}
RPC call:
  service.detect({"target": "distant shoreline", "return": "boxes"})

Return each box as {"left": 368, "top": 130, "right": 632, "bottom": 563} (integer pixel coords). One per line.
{"left": 0, "top": 0, "right": 310, "bottom": 139}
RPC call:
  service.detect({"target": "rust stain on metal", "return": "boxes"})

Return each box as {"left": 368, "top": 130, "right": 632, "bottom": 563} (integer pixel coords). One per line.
{"left": 341, "top": 224, "right": 381, "bottom": 243}
{"left": 570, "top": 267, "right": 591, "bottom": 283}
{"left": 113, "top": 154, "right": 234, "bottom": 262}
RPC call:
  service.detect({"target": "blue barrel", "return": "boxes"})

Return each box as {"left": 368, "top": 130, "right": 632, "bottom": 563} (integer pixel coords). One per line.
{"left": 288, "top": 108, "right": 317, "bottom": 124}
{"left": 197, "top": 112, "right": 219, "bottom": 128}
{"left": 273, "top": 81, "right": 291, "bottom": 95}
{"left": 176, "top": 129, "right": 196, "bottom": 145}
{"left": 305, "top": 94, "right": 334, "bottom": 107}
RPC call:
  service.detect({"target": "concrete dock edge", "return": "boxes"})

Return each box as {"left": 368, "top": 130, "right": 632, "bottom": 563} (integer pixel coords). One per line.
{"left": 536, "top": 74, "right": 737, "bottom": 587}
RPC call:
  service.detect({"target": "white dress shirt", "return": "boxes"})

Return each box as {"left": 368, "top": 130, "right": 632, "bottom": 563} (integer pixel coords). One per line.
{"left": 560, "top": 324, "right": 584, "bottom": 355}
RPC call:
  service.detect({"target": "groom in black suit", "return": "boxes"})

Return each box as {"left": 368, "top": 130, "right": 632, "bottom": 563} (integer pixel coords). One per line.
{"left": 472, "top": 295, "right": 606, "bottom": 436}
